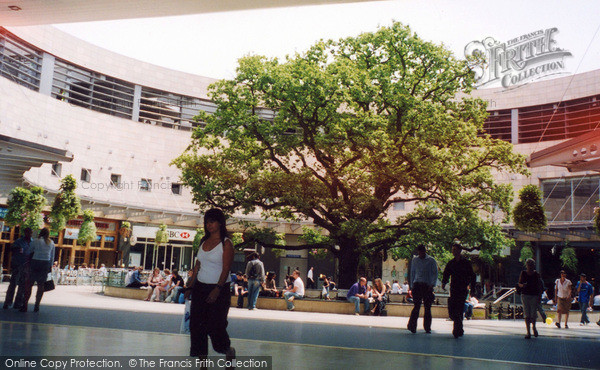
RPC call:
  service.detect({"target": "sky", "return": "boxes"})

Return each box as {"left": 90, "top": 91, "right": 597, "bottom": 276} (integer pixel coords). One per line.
{"left": 54, "top": 0, "right": 600, "bottom": 85}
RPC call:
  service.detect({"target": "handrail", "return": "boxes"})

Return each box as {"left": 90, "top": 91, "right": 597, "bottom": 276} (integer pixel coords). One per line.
{"left": 493, "top": 287, "right": 516, "bottom": 305}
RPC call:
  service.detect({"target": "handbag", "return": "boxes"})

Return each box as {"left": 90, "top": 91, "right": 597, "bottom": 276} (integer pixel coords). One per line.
{"left": 44, "top": 279, "right": 55, "bottom": 292}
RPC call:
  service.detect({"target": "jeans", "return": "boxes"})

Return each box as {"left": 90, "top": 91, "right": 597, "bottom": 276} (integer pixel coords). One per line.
{"left": 347, "top": 296, "right": 370, "bottom": 314}
{"left": 165, "top": 286, "right": 183, "bottom": 303}
{"left": 463, "top": 301, "right": 474, "bottom": 319}
{"left": 408, "top": 282, "right": 434, "bottom": 332}
{"left": 283, "top": 292, "right": 302, "bottom": 309}
{"left": 580, "top": 303, "right": 590, "bottom": 324}
{"left": 247, "top": 279, "right": 261, "bottom": 309}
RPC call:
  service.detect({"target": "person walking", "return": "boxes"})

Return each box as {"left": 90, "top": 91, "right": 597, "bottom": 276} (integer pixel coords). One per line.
{"left": 20, "top": 228, "right": 55, "bottom": 313}
{"left": 307, "top": 267, "right": 315, "bottom": 289}
{"left": 575, "top": 273, "right": 594, "bottom": 325}
{"left": 554, "top": 270, "right": 572, "bottom": 329}
{"left": 245, "top": 252, "right": 265, "bottom": 310}
{"left": 518, "top": 258, "right": 543, "bottom": 339}
{"left": 442, "top": 241, "right": 476, "bottom": 338}
{"left": 188, "top": 208, "right": 236, "bottom": 365}
{"left": 3, "top": 227, "right": 32, "bottom": 310}
{"left": 407, "top": 244, "right": 438, "bottom": 334}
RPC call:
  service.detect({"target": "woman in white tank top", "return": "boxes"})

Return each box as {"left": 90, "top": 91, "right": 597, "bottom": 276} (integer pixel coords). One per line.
{"left": 189, "top": 208, "right": 235, "bottom": 364}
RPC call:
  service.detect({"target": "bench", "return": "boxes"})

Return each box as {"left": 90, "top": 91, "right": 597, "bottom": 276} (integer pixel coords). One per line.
{"left": 105, "top": 286, "right": 149, "bottom": 300}
{"left": 104, "top": 286, "right": 486, "bottom": 318}
{"left": 230, "top": 295, "right": 486, "bottom": 319}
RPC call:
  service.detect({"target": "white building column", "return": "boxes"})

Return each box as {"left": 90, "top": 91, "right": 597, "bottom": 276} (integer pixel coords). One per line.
{"left": 39, "top": 52, "right": 55, "bottom": 96}
{"left": 511, "top": 108, "right": 519, "bottom": 145}
{"left": 132, "top": 85, "right": 142, "bottom": 122}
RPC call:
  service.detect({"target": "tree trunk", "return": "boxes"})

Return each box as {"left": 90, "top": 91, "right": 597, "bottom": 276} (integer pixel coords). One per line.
{"left": 336, "top": 239, "right": 361, "bottom": 289}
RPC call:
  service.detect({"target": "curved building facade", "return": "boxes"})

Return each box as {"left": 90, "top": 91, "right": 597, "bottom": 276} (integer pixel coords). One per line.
{"left": 0, "top": 26, "right": 308, "bottom": 273}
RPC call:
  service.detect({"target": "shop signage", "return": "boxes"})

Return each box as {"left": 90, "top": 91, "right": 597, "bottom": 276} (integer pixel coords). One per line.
{"left": 132, "top": 225, "right": 196, "bottom": 241}
{"left": 64, "top": 228, "right": 79, "bottom": 240}
{"left": 67, "top": 219, "right": 116, "bottom": 231}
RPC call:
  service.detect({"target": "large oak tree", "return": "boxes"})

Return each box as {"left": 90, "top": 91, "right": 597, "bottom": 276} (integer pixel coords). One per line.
{"left": 174, "top": 22, "right": 527, "bottom": 287}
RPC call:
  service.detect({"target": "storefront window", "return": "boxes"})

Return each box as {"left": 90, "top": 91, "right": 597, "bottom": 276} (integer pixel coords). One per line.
{"left": 542, "top": 176, "right": 600, "bottom": 222}
{"left": 74, "top": 250, "right": 85, "bottom": 267}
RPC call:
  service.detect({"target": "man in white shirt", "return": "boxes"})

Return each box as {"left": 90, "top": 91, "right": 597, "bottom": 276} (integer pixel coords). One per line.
{"left": 307, "top": 267, "right": 315, "bottom": 289}
{"left": 554, "top": 270, "right": 572, "bottom": 329}
{"left": 391, "top": 280, "right": 401, "bottom": 294}
{"left": 402, "top": 281, "right": 410, "bottom": 294}
{"left": 283, "top": 270, "right": 304, "bottom": 311}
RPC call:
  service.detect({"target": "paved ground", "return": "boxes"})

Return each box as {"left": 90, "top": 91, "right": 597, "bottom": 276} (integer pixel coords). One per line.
{"left": 1, "top": 285, "right": 599, "bottom": 369}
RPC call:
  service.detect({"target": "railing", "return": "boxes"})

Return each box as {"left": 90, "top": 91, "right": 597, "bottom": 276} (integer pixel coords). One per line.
{"left": 487, "top": 287, "right": 524, "bottom": 320}
{"left": 104, "top": 269, "right": 152, "bottom": 288}
{"left": 52, "top": 268, "right": 108, "bottom": 286}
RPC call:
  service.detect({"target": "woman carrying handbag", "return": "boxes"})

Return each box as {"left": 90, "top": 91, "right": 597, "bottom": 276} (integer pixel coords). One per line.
{"left": 20, "top": 228, "right": 55, "bottom": 313}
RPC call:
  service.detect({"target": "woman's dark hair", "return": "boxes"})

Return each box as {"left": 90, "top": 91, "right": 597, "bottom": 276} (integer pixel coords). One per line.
{"left": 201, "top": 208, "right": 228, "bottom": 244}
{"left": 248, "top": 252, "right": 259, "bottom": 261}
{"left": 39, "top": 227, "right": 50, "bottom": 244}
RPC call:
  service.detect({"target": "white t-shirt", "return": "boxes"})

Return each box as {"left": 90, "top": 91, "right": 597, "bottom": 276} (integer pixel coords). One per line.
{"left": 196, "top": 239, "right": 232, "bottom": 284}
{"left": 555, "top": 278, "right": 572, "bottom": 299}
{"left": 125, "top": 270, "right": 134, "bottom": 285}
{"left": 391, "top": 283, "right": 401, "bottom": 294}
{"left": 293, "top": 277, "right": 305, "bottom": 297}
{"left": 402, "top": 283, "right": 409, "bottom": 293}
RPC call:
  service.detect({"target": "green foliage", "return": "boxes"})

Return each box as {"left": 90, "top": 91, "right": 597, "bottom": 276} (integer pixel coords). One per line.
{"left": 77, "top": 209, "right": 97, "bottom": 245}
{"left": 49, "top": 175, "right": 82, "bottom": 232}
{"left": 173, "top": 21, "right": 527, "bottom": 286}
{"left": 513, "top": 185, "right": 547, "bottom": 233}
{"left": 231, "top": 232, "right": 244, "bottom": 248}
{"left": 243, "top": 227, "right": 285, "bottom": 246}
{"left": 560, "top": 246, "right": 578, "bottom": 272}
{"left": 155, "top": 224, "right": 169, "bottom": 246}
{"left": 519, "top": 242, "right": 534, "bottom": 265}
{"left": 299, "top": 227, "right": 333, "bottom": 259}
{"left": 192, "top": 228, "right": 205, "bottom": 254}
{"left": 5, "top": 186, "right": 47, "bottom": 230}
{"left": 391, "top": 197, "right": 515, "bottom": 264}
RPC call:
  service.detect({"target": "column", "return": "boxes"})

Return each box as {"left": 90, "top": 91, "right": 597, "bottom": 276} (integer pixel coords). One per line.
{"left": 511, "top": 108, "right": 519, "bottom": 144}
{"left": 39, "top": 53, "right": 55, "bottom": 96}
{"left": 132, "top": 85, "right": 142, "bottom": 122}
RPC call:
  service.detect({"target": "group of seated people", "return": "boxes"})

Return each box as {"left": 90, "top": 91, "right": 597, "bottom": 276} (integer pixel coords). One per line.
{"left": 347, "top": 277, "right": 392, "bottom": 316}
{"left": 125, "top": 266, "right": 191, "bottom": 303}
{"left": 233, "top": 271, "right": 281, "bottom": 308}
{"left": 390, "top": 280, "right": 411, "bottom": 295}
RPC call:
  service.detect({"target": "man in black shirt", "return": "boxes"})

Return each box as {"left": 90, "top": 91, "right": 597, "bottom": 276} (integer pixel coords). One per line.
{"left": 442, "top": 241, "right": 476, "bottom": 338}
{"left": 166, "top": 269, "right": 185, "bottom": 303}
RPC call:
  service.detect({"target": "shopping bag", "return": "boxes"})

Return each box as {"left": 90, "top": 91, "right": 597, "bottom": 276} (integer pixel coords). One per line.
{"left": 180, "top": 299, "right": 191, "bottom": 334}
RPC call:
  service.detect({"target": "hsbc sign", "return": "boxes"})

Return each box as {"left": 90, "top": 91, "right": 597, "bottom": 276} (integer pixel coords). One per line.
{"left": 169, "top": 230, "right": 192, "bottom": 240}
{"left": 132, "top": 225, "right": 196, "bottom": 241}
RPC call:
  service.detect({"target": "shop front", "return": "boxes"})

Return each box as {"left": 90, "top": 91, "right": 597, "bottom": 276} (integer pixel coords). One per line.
{"left": 52, "top": 218, "right": 120, "bottom": 268}
{"left": 129, "top": 225, "right": 197, "bottom": 272}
